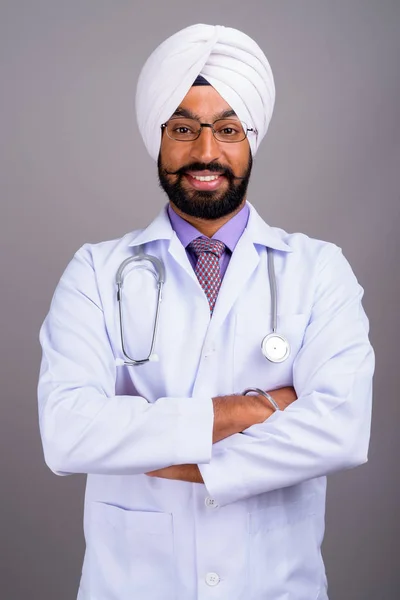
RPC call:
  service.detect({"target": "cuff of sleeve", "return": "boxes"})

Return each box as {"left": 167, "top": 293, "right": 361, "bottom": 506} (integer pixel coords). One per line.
{"left": 198, "top": 447, "right": 247, "bottom": 507}
{"left": 160, "top": 396, "right": 214, "bottom": 465}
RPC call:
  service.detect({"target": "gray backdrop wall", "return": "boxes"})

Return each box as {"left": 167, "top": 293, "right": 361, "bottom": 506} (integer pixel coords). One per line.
{"left": 1, "top": 1, "right": 399, "bottom": 599}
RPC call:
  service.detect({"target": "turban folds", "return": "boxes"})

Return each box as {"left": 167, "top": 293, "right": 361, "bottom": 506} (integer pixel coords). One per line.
{"left": 135, "top": 24, "right": 275, "bottom": 160}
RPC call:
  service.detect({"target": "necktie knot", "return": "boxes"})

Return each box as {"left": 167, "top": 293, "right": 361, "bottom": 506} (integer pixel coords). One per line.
{"left": 187, "top": 237, "right": 226, "bottom": 315}
{"left": 188, "top": 237, "right": 226, "bottom": 259}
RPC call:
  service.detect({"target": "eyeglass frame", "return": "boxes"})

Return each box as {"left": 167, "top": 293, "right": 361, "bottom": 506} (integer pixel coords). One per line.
{"left": 160, "top": 117, "right": 258, "bottom": 143}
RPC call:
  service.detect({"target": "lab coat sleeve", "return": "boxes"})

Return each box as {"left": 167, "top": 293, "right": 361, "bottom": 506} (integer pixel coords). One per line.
{"left": 38, "top": 245, "right": 213, "bottom": 476}
{"left": 198, "top": 245, "right": 374, "bottom": 506}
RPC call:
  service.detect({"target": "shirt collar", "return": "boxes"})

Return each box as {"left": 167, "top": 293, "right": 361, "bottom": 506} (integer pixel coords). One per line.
{"left": 167, "top": 203, "right": 250, "bottom": 253}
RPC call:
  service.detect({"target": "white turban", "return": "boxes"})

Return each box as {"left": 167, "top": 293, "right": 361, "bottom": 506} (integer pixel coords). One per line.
{"left": 135, "top": 24, "right": 275, "bottom": 160}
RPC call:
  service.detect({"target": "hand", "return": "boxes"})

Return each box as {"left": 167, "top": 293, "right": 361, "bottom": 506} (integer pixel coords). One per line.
{"left": 146, "top": 464, "right": 203, "bottom": 483}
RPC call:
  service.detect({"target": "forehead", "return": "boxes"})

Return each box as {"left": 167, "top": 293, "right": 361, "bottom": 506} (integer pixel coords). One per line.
{"left": 172, "top": 85, "right": 235, "bottom": 119}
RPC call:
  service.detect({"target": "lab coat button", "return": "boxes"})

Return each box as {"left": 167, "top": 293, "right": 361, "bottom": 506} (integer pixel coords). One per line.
{"left": 205, "top": 497, "right": 219, "bottom": 508}
{"left": 203, "top": 344, "right": 216, "bottom": 358}
{"left": 205, "top": 572, "right": 220, "bottom": 586}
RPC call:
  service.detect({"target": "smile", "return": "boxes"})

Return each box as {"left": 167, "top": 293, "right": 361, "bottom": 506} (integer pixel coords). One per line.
{"left": 184, "top": 172, "right": 226, "bottom": 191}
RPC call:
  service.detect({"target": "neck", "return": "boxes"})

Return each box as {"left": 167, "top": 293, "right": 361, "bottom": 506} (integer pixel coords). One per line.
{"left": 169, "top": 200, "right": 246, "bottom": 237}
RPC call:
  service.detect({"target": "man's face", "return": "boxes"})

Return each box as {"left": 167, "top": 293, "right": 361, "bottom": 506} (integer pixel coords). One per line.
{"left": 158, "top": 85, "right": 253, "bottom": 220}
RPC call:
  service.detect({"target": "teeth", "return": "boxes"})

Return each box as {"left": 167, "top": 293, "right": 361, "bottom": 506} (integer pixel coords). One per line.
{"left": 191, "top": 175, "right": 220, "bottom": 182}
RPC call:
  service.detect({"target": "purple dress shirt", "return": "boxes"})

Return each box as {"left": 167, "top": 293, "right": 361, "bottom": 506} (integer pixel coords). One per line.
{"left": 167, "top": 203, "right": 250, "bottom": 280}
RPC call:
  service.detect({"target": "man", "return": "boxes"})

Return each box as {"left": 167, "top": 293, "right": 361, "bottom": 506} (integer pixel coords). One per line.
{"left": 38, "top": 24, "right": 374, "bottom": 600}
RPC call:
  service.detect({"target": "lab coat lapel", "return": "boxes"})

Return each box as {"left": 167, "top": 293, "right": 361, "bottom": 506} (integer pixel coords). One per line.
{"left": 167, "top": 232, "right": 198, "bottom": 282}
{"left": 207, "top": 228, "right": 260, "bottom": 337}
{"left": 206, "top": 202, "right": 293, "bottom": 337}
{"left": 128, "top": 205, "right": 199, "bottom": 282}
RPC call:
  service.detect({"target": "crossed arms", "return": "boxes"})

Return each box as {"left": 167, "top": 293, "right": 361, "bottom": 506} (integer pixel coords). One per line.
{"left": 146, "top": 386, "right": 297, "bottom": 482}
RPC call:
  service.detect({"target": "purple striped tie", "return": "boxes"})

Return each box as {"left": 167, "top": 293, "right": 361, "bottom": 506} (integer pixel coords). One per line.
{"left": 188, "top": 237, "right": 226, "bottom": 315}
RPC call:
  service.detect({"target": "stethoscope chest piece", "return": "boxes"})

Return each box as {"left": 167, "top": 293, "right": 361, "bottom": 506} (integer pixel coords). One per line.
{"left": 261, "top": 332, "right": 290, "bottom": 363}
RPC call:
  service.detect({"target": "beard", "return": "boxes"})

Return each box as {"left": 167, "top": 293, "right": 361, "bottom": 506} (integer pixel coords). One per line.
{"left": 157, "top": 152, "right": 253, "bottom": 220}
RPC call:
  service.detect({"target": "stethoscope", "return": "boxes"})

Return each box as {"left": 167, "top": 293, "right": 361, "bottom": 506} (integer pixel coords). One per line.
{"left": 115, "top": 246, "right": 290, "bottom": 366}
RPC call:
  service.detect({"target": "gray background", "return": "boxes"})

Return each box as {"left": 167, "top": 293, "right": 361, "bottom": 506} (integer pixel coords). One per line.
{"left": 0, "top": 1, "right": 399, "bottom": 598}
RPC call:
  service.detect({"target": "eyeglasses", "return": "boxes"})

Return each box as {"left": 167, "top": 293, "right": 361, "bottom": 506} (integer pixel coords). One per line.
{"left": 161, "top": 118, "right": 257, "bottom": 143}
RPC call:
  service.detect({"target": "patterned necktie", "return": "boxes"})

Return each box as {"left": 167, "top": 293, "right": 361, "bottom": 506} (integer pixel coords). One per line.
{"left": 188, "top": 237, "right": 226, "bottom": 315}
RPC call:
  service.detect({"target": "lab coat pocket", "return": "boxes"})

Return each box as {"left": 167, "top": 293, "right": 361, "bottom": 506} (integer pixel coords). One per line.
{"left": 248, "top": 495, "right": 322, "bottom": 599}
{"left": 87, "top": 502, "right": 175, "bottom": 600}
{"left": 234, "top": 313, "right": 309, "bottom": 391}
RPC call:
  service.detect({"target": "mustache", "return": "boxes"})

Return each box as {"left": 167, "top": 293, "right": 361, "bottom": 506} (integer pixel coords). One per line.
{"left": 163, "top": 161, "right": 247, "bottom": 180}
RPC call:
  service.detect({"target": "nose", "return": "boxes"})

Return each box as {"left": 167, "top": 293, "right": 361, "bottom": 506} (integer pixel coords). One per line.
{"left": 189, "top": 125, "right": 221, "bottom": 164}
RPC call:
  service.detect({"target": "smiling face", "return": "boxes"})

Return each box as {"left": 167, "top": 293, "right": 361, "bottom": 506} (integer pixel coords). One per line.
{"left": 158, "top": 85, "right": 253, "bottom": 221}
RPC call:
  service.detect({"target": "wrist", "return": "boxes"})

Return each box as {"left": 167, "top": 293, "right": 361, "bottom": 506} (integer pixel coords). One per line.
{"left": 212, "top": 395, "right": 251, "bottom": 441}
{"left": 242, "top": 387, "right": 280, "bottom": 412}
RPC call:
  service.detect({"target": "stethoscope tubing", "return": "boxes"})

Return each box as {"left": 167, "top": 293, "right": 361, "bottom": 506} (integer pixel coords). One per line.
{"left": 116, "top": 252, "right": 165, "bottom": 366}
{"left": 116, "top": 246, "right": 290, "bottom": 366}
{"left": 267, "top": 248, "right": 278, "bottom": 333}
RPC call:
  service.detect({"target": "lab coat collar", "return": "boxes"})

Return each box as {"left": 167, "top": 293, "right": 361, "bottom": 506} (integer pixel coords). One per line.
{"left": 245, "top": 202, "right": 293, "bottom": 252}
{"left": 128, "top": 202, "right": 293, "bottom": 253}
{"left": 128, "top": 204, "right": 173, "bottom": 248}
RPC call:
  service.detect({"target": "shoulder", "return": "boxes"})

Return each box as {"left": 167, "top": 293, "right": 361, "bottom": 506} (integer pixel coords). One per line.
{"left": 54, "top": 229, "right": 145, "bottom": 298}
{"left": 269, "top": 223, "right": 344, "bottom": 267}
{"left": 247, "top": 203, "right": 342, "bottom": 267}
{"left": 264, "top": 223, "right": 361, "bottom": 292}
{"left": 72, "top": 228, "right": 145, "bottom": 269}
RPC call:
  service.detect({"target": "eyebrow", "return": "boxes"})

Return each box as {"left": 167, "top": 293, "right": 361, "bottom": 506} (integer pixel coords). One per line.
{"left": 171, "top": 107, "right": 238, "bottom": 121}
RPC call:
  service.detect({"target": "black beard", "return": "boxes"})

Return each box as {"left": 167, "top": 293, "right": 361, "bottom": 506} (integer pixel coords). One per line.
{"left": 157, "top": 153, "right": 253, "bottom": 220}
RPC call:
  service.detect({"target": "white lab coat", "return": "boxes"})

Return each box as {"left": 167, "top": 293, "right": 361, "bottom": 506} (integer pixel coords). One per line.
{"left": 38, "top": 201, "right": 374, "bottom": 600}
